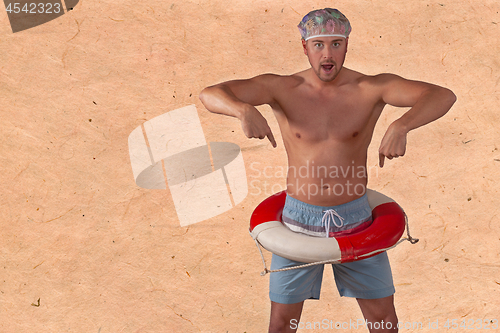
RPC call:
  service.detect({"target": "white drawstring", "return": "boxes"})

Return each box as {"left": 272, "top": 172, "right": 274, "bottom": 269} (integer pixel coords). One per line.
{"left": 321, "top": 209, "right": 344, "bottom": 238}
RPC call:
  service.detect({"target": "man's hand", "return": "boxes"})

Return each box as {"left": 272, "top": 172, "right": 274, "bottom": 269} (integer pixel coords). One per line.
{"left": 240, "top": 106, "right": 277, "bottom": 148}
{"left": 199, "top": 74, "right": 281, "bottom": 148}
{"left": 375, "top": 74, "right": 456, "bottom": 167}
{"left": 378, "top": 122, "right": 407, "bottom": 167}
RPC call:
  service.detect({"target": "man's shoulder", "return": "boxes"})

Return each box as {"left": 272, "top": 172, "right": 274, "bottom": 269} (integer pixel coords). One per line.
{"left": 349, "top": 72, "right": 404, "bottom": 94}
{"left": 253, "top": 72, "right": 306, "bottom": 91}
{"left": 256, "top": 72, "right": 305, "bottom": 83}
{"left": 357, "top": 72, "right": 404, "bottom": 86}
{"left": 340, "top": 70, "right": 403, "bottom": 103}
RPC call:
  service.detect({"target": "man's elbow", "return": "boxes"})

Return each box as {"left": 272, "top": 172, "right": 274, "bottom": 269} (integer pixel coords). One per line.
{"left": 198, "top": 87, "right": 209, "bottom": 105}
{"left": 441, "top": 87, "right": 457, "bottom": 107}
{"left": 432, "top": 87, "right": 456, "bottom": 115}
{"left": 199, "top": 86, "right": 215, "bottom": 111}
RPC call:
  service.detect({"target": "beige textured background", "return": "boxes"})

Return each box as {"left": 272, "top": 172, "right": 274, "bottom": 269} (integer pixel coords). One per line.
{"left": 1, "top": 0, "right": 499, "bottom": 332}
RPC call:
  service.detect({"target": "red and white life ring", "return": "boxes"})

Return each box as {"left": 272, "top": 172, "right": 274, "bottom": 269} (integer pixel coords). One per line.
{"left": 249, "top": 189, "right": 407, "bottom": 264}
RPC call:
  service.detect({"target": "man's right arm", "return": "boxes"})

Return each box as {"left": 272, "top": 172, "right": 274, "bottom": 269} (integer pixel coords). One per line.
{"left": 199, "top": 74, "right": 279, "bottom": 147}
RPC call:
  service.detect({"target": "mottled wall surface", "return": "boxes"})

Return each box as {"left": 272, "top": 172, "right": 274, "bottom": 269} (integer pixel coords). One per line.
{"left": 0, "top": 1, "right": 499, "bottom": 332}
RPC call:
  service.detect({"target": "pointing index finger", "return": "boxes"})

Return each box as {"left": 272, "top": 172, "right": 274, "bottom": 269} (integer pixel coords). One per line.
{"left": 267, "top": 131, "right": 277, "bottom": 148}
{"left": 379, "top": 153, "right": 385, "bottom": 168}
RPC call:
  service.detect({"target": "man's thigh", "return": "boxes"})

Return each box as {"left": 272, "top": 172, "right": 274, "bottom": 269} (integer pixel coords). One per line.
{"left": 269, "top": 254, "right": 325, "bottom": 304}
{"left": 269, "top": 301, "right": 304, "bottom": 333}
{"left": 356, "top": 295, "right": 398, "bottom": 329}
{"left": 332, "top": 252, "right": 395, "bottom": 299}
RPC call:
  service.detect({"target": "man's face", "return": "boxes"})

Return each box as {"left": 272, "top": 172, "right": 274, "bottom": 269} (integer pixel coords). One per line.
{"left": 302, "top": 36, "right": 348, "bottom": 82}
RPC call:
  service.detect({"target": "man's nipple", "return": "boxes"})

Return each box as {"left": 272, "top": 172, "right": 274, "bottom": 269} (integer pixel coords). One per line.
{"left": 296, "top": 133, "right": 301, "bottom": 138}
{"left": 352, "top": 132, "right": 359, "bottom": 137}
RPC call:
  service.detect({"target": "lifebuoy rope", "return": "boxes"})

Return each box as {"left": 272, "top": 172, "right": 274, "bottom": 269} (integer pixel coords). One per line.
{"left": 253, "top": 212, "right": 419, "bottom": 276}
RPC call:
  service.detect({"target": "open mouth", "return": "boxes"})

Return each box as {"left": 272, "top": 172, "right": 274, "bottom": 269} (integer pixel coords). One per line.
{"left": 321, "top": 64, "right": 334, "bottom": 72}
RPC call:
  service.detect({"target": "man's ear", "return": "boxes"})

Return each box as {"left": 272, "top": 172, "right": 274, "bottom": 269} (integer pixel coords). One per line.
{"left": 345, "top": 37, "right": 349, "bottom": 52}
{"left": 302, "top": 39, "right": 308, "bottom": 55}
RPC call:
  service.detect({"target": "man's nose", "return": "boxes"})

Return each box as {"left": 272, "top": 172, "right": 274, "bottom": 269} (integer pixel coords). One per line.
{"left": 322, "top": 47, "right": 334, "bottom": 58}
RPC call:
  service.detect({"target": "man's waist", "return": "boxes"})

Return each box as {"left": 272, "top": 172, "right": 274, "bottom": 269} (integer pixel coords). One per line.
{"left": 282, "top": 191, "right": 373, "bottom": 238}
{"left": 285, "top": 177, "right": 368, "bottom": 206}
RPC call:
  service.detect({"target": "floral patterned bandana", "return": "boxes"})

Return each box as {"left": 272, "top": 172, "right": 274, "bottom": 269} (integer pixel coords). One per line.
{"left": 298, "top": 8, "right": 352, "bottom": 41}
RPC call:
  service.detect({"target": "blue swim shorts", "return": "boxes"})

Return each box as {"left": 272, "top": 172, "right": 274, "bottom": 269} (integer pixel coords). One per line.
{"left": 269, "top": 193, "right": 395, "bottom": 304}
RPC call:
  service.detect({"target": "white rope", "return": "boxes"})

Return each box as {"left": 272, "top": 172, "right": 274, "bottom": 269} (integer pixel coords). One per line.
{"left": 322, "top": 209, "right": 344, "bottom": 237}
{"left": 254, "top": 212, "right": 419, "bottom": 275}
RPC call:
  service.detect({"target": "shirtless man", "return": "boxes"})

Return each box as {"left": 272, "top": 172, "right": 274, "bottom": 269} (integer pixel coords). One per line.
{"left": 199, "top": 8, "right": 456, "bottom": 333}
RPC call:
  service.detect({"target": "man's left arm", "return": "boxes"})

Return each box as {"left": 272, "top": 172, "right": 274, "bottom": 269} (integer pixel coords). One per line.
{"left": 375, "top": 74, "right": 457, "bottom": 167}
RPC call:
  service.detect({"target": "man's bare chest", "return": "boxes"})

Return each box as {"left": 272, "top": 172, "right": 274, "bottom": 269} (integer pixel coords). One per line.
{"left": 273, "top": 90, "right": 378, "bottom": 142}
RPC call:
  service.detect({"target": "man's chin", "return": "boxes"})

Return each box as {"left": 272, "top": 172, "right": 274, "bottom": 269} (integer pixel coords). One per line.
{"left": 315, "top": 67, "right": 342, "bottom": 82}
